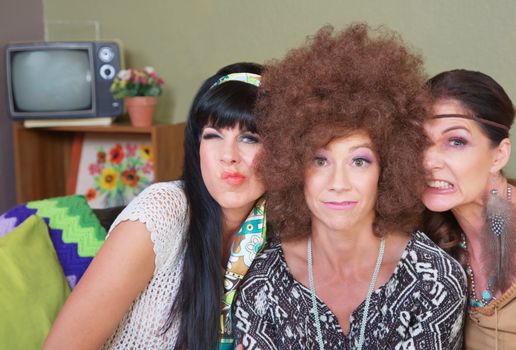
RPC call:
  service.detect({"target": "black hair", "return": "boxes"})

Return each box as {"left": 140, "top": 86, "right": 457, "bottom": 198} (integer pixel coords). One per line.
{"left": 168, "top": 62, "right": 262, "bottom": 350}
{"left": 428, "top": 69, "right": 515, "bottom": 146}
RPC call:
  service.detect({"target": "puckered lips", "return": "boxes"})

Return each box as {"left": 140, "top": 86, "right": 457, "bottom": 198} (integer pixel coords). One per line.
{"left": 322, "top": 201, "right": 358, "bottom": 210}
{"left": 222, "top": 171, "right": 246, "bottom": 185}
{"left": 425, "top": 179, "right": 455, "bottom": 193}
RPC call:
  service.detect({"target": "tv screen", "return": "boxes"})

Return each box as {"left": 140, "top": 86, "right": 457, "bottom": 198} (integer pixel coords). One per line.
{"left": 5, "top": 41, "right": 123, "bottom": 120}
{"left": 12, "top": 49, "right": 93, "bottom": 112}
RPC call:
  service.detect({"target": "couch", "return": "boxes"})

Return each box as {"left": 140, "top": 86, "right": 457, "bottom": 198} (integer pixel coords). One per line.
{"left": 0, "top": 194, "right": 124, "bottom": 350}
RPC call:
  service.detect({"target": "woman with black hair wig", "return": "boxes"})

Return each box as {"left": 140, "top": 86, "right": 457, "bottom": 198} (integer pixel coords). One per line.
{"left": 44, "top": 62, "right": 266, "bottom": 350}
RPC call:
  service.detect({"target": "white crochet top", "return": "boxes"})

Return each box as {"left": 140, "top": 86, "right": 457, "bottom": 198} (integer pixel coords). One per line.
{"left": 101, "top": 181, "right": 188, "bottom": 349}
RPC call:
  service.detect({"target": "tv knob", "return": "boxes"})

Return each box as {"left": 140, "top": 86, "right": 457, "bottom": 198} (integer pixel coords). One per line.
{"left": 100, "top": 64, "right": 116, "bottom": 80}
{"left": 98, "top": 46, "right": 115, "bottom": 62}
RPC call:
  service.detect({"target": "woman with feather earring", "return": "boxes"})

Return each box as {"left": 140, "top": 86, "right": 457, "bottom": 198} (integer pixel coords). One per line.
{"left": 422, "top": 69, "right": 516, "bottom": 349}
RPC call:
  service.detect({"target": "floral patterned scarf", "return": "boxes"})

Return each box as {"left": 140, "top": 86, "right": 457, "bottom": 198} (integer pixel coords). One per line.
{"left": 219, "top": 197, "right": 266, "bottom": 349}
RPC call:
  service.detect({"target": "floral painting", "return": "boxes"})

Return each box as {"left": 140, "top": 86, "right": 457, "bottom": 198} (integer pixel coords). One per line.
{"left": 74, "top": 134, "right": 154, "bottom": 208}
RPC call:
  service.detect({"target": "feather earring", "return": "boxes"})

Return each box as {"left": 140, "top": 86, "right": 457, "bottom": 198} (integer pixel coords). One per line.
{"left": 484, "top": 186, "right": 513, "bottom": 291}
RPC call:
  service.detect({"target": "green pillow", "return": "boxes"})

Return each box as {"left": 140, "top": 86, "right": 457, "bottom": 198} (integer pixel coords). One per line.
{"left": 0, "top": 215, "right": 71, "bottom": 350}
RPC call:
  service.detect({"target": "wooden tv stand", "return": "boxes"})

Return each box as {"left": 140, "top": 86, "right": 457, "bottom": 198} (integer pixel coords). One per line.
{"left": 12, "top": 122, "right": 185, "bottom": 204}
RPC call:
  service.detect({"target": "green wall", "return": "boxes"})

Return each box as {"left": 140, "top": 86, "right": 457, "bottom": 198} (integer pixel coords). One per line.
{"left": 43, "top": 0, "right": 516, "bottom": 174}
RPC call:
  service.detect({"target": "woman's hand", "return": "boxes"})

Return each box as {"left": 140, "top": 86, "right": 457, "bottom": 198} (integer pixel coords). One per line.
{"left": 43, "top": 220, "right": 156, "bottom": 350}
{"left": 235, "top": 345, "right": 244, "bottom": 350}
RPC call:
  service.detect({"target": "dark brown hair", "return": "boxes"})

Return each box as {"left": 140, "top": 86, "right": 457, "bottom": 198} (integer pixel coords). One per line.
{"left": 429, "top": 69, "right": 514, "bottom": 146}
{"left": 256, "top": 24, "right": 431, "bottom": 240}
{"left": 422, "top": 69, "right": 515, "bottom": 265}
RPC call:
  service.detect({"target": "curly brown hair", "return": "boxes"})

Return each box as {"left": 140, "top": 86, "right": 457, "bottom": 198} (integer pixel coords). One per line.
{"left": 256, "top": 24, "right": 431, "bottom": 240}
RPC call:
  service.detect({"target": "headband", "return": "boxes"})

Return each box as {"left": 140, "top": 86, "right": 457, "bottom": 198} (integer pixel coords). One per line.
{"left": 210, "top": 72, "right": 261, "bottom": 89}
{"left": 433, "top": 113, "right": 509, "bottom": 132}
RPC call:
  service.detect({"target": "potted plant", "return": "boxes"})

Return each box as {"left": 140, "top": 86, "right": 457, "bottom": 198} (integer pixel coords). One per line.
{"left": 110, "top": 67, "right": 165, "bottom": 127}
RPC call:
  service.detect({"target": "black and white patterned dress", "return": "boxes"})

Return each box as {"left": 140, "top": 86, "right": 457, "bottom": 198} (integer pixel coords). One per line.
{"left": 233, "top": 231, "right": 467, "bottom": 349}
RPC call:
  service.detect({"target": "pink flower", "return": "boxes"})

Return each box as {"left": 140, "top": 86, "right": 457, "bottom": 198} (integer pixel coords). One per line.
{"left": 143, "top": 160, "right": 154, "bottom": 174}
{"left": 110, "top": 66, "right": 164, "bottom": 99}
{"left": 88, "top": 163, "right": 102, "bottom": 175}
{"left": 125, "top": 143, "right": 137, "bottom": 157}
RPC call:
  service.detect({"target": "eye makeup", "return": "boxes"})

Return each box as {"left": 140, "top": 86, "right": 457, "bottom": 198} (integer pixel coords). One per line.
{"left": 201, "top": 127, "right": 221, "bottom": 140}
{"left": 351, "top": 148, "right": 375, "bottom": 164}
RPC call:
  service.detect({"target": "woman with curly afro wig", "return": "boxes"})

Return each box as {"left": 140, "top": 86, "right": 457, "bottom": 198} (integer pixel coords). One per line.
{"left": 233, "top": 24, "right": 467, "bottom": 349}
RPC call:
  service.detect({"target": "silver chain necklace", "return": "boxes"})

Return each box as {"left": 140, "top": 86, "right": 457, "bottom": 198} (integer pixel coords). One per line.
{"left": 307, "top": 236, "right": 385, "bottom": 350}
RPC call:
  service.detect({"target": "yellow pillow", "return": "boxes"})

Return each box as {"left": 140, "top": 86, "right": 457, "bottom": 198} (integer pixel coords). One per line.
{"left": 0, "top": 215, "right": 70, "bottom": 350}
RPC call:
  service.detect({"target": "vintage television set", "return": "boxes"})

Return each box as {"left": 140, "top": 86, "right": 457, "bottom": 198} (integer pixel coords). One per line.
{"left": 5, "top": 41, "right": 123, "bottom": 121}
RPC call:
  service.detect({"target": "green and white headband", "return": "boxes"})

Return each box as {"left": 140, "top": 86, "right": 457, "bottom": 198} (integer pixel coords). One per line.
{"left": 211, "top": 72, "right": 261, "bottom": 89}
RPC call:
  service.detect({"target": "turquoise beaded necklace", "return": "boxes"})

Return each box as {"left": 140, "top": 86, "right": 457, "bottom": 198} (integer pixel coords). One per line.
{"left": 461, "top": 236, "right": 496, "bottom": 308}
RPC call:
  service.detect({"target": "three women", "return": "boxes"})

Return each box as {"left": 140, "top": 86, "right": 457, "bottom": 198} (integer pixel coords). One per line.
{"left": 234, "top": 24, "right": 467, "bottom": 349}
{"left": 44, "top": 26, "right": 514, "bottom": 350}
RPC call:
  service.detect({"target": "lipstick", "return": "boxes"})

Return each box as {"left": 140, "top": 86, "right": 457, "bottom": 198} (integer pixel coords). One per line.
{"left": 222, "top": 172, "right": 246, "bottom": 185}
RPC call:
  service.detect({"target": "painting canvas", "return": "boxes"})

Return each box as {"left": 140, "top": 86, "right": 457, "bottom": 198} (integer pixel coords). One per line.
{"left": 74, "top": 133, "right": 154, "bottom": 209}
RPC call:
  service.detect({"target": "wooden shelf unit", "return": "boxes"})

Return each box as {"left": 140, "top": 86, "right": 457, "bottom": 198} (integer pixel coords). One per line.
{"left": 12, "top": 122, "right": 185, "bottom": 204}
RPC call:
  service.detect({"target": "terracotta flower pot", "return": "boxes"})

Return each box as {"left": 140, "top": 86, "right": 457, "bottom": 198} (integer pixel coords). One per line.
{"left": 125, "top": 96, "right": 158, "bottom": 127}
